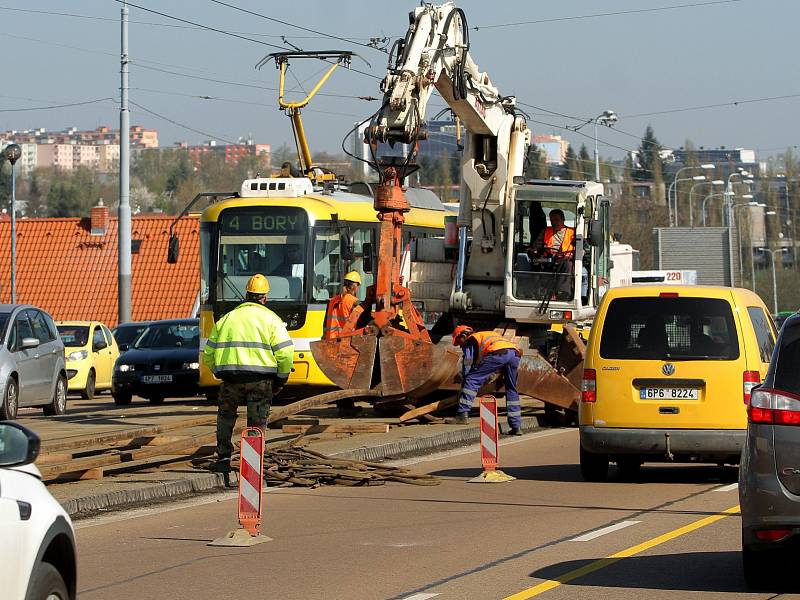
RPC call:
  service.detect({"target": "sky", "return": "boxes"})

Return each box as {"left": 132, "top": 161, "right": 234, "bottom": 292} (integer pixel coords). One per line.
{"left": 0, "top": 0, "right": 797, "bottom": 163}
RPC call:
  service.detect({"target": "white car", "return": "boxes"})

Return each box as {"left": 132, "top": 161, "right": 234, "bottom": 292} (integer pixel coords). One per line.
{"left": 0, "top": 421, "right": 76, "bottom": 600}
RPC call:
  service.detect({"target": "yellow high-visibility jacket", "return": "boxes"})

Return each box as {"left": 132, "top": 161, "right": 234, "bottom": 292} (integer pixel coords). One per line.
{"left": 203, "top": 302, "right": 293, "bottom": 383}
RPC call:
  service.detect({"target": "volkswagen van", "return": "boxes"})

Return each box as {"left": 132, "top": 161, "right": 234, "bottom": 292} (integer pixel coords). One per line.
{"left": 579, "top": 285, "right": 776, "bottom": 481}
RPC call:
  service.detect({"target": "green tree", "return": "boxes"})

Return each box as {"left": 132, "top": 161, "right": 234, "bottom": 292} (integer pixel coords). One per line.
{"left": 0, "top": 153, "right": 11, "bottom": 211}
{"left": 563, "top": 145, "right": 580, "bottom": 180}
{"left": 525, "top": 144, "right": 549, "bottom": 180}
{"left": 578, "top": 144, "right": 593, "bottom": 180}
{"left": 633, "top": 125, "right": 664, "bottom": 182}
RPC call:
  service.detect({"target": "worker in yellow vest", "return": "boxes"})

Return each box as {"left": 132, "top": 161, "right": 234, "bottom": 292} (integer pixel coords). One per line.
{"left": 323, "top": 271, "right": 364, "bottom": 416}
{"left": 446, "top": 325, "right": 523, "bottom": 436}
{"left": 203, "top": 274, "right": 294, "bottom": 472}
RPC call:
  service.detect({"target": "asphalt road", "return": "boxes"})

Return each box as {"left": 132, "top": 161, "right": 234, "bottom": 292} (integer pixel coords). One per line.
{"left": 71, "top": 428, "right": 791, "bottom": 600}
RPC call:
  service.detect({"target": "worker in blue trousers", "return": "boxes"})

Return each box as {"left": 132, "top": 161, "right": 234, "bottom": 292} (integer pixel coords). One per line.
{"left": 445, "top": 325, "right": 523, "bottom": 436}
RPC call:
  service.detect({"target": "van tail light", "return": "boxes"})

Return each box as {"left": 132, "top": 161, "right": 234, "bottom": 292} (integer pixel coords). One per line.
{"left": 743, "top": 371, "right": 761, "bottom": 404}
{"left": 748, "top": 387, "right": 800, "bottom": 425}
{"left": 755, "top": 528, "right": 792, "bottom": 542}
{"left": 582, "top": 368, "right": 597, "bottom": 403}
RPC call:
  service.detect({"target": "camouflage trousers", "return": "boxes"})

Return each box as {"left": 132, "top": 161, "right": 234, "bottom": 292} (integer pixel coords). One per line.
{"left": 216, "top": 379, "right": 272, "bottom": 460}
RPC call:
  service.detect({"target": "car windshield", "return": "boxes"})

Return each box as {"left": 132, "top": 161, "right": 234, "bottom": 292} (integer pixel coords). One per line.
{"left": 114, "top": 324, "right": 148, "bottom": 346}
{"left": 133, "top": 323, "right": 199, "bottom": 349}
{"left": 57, "top": 325, "right": 90, "bottom": 347}
{"left": 600, "top": 296, "right": 740, "bottom": 360}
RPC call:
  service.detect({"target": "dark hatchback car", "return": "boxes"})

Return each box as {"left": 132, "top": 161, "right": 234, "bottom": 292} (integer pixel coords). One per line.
{"left": 111, "top": 320, "right": 151, "bottom": 352}
{"left": 740, "top": 312, "right": 800, "bottom": 588}
{"left": 111, "top": 319, "right": 200, "bottom": 405}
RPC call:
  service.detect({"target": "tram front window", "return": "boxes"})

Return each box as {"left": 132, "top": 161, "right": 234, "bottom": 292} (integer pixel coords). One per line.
{"left": 216, "top": 208, "right": 307, "bottom": 302}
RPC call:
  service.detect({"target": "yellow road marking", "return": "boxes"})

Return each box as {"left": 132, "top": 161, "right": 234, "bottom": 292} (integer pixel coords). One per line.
{"left": 503, "top": 504, "right": 740, "bottom": 600}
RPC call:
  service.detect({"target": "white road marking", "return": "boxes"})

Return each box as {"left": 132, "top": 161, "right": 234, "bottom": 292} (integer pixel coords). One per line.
{"left": 401, "top": 594, "right": 440, "bottom": 600}
{"left": 568, "top": 520, "right": 641, "bottom": 542}
{"left": 713, "top": 482, "right": 739, "bottom": 492}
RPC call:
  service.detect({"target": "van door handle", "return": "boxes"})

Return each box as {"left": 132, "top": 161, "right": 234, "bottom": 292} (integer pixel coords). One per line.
{"left": 659, "top": 406, "right": 680, "bottom": 414}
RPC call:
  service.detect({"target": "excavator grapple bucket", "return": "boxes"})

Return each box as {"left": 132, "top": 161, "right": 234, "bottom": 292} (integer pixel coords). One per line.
{"left": 310, "top": 334, "right": 378, "bottom": 391}
{"left": 378, "top": 336, "right": 461, "bottom": 397}
{"left": 516, "top": 351, "right": 580, "bottom": 412}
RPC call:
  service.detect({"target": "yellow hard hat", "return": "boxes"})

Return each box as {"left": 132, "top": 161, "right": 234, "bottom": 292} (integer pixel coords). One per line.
{"left": 246, "top": 274, "right": 270, "bottom": 294}
{"left": 344, "top": 271, "right": 362, "bottom": 285}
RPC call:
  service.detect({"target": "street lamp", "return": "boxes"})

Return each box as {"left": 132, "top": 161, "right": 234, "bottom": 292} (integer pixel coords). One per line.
{"left": 725, "top": 172, "right": 754, "bottom": 285}
{"left": 688, "top": 179, "right": 724, "bottom": 227}
{"left": 669, "top": 164, "right": 714, "bottom": 226}
{"left": 593, "top": 110, "right": 617, "bottom": 182}
{"left": 702, "top": 192, "right": 726, "bottom": 226}
{"left": 673, "top": 175, "right": 706, "bottom": 225}
{"left": 2, "top": 144, "right": 21, "bottom": 303}
{"left": 731, "top": 201, "right": 760, "bottom": 288}
{"left": 760, "top": 247, "right": 788, "bottom": 314}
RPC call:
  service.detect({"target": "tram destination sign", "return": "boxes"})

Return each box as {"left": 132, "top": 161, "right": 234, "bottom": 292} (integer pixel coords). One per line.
{"left": 219, "top": 207, "right": 306, "bottom": 235}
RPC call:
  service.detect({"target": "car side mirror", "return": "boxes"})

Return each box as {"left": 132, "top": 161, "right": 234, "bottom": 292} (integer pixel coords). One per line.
{"left": 167, "top": 233, "right": 180, "bottom": 264}
{"left": 0, "top": 422, "right": 40, "bottom": 467}
{"left": 93, "top": 339, "right": 108, "bottom": 352}
{"left": 21, "top": 337, "right": 39, "bottom": 350}
{"left": 588, "top": 219, "right": 603, "bottom": 247}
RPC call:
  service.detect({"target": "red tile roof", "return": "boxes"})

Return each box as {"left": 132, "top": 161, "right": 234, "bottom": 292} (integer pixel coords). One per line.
{"left": 0, "top": 213, "right": 199, "bottom": 327}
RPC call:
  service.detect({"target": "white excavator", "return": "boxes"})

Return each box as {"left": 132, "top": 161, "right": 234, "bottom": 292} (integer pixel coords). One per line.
{"left": 312, "top": 1, "right": 613, "bottom": 420}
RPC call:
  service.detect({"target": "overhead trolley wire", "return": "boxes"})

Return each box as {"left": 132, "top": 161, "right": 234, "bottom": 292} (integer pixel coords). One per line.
{"left": 473, "top": 0, "right": 745, "bottom": 30}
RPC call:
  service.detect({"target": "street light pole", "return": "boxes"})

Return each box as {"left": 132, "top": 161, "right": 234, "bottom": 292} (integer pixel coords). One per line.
{"left": 732, "top": 200, "right": 758, "bottom": 289}
{"left": 702, "top": 192, "right": 725, "bottom": 226}
{"left": 593, "top": 110, "right": 617, "bottom": 182}
{"left": 3, "top": 144, "right": 21, "bottom": 303}
{"left": 688, "top": 180, "right": 723, "bottom": 227}
{"left": 761, "top": 247, "right": 787, "bottom": 314}
{"left": 668, "top": 164, "right": 714, "bottom": 226}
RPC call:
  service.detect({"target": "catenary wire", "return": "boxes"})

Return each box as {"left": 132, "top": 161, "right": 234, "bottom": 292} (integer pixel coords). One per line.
{"left": 129, "top": 100, "right": 239, "bottom": 145}
{"left": 473, "top": 0, "right": 744, "bottom": 30}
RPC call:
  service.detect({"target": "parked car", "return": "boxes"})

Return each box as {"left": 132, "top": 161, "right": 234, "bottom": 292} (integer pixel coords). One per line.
{"left": 112, "top": 318, "right": 200, "bottom": 405}
{"left": 740, "top": 312, "right": 800, "bottom": 588}
{"left": 0, "top": 421, "right": 77, "bottom": 599}
{"left": 579, "top": 285, "right": 776, "bottom": 481}
{"left": 0, "top": 305, "right": 67, "bottom": 420}
{"left": 56, "top": 321, "right": 120, "bottom": 400}
{"left": 111, "top": 320, "right": 151, "bottom": 352}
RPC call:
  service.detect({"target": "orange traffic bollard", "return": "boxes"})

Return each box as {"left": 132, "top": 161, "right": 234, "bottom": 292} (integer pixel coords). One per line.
{"left": 469, "top": 395, "right": 515, "bottom": 483}
{"left": 209, "top": 427, "right": 272, "bottom": 546}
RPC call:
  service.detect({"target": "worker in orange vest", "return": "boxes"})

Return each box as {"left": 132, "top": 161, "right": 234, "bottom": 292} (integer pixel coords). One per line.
{"left": 446, "top": 326, "right": 523, "bottom": 436}
{"left": 323, "top": 271, "right": 363, "bottom": 416}
{"left": 540, "top": 208, "right": 575, "bottom": 257}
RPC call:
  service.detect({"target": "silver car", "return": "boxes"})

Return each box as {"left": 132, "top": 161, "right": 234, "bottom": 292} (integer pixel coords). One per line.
{"left": 0, "top": 305, "right": 67, "bottom": 420}
{"left": 740, "top": 312, "right": 800, "bottom": 588}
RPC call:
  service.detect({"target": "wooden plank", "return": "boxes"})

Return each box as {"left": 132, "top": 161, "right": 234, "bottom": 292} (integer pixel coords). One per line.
{"left": 281, "top": 423, "right": 390, "bottom": 434}
{"left": 40, "top": 415, "right": 218, "bottom": 454}
{"left": 267, "top": 389, "right": 381, "bottom": 423}
{"left": 398, "top": 395, "right": 458, "bottom": 423}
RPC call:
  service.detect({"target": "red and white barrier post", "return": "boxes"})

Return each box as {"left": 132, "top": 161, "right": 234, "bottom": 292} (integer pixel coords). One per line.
{"left": 469, "top": 395, "right": 515, "bottom": 483}
{"left": 209, "top": 427, "right": 272, "bottom": 546}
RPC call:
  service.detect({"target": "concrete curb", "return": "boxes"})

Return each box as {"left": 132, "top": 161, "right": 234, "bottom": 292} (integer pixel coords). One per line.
{"left": 61, "top": 416, "right": 541, "bottom": 518}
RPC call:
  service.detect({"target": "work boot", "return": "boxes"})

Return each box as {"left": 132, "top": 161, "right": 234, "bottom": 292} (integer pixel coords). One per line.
{"left": 444, "top": 413, "right": 469, "bottom": 425}
{"left": 505, "top": 427, "right": 523, "bottom": 437}
{"left": 209, "top": 458, "right": 232, "bottom": 473}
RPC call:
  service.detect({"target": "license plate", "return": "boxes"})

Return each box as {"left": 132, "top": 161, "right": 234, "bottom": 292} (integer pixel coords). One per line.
{"left": 142, "top": 375, "right": 173, "bottom": 384}
{"left": 640, "top": 387, "right": 698, "bottom": 400}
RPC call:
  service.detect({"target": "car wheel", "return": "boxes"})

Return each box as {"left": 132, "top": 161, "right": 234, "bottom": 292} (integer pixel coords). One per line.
{"left": 580, "top": 445, "right": 609, "bottom": 482}
{"left": 0, "top": 377, "right": 18, "bottom": 420}
{"left": 742, "top": 544, "right": 778, "bottom": 590}
{"left": 81, "top": 370, "right": 96, "bottom": 400}
{"left": 617, "top": 457, "right": 642, "bottom": 480}
{"left": 148, "top": 395, "right": 165, "bottom": 405}
{"left": 43, "top": 375, "right": 67, "bottom": 416}
{"left": 26, "top": 562, "right": 69, "bottom": 600}
{"left": 112, "top": 392, "right": 132, "bottom": 406}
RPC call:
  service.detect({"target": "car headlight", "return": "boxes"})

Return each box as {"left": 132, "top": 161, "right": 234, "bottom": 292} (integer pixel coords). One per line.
{"left": 182, "top": 362, "right": 200, "bottom": 370}
{"left": 117, "top": 364, "right": 136, "bottom": 372}
{"left": 67, "top": 350, "right": 89, "bottom": 361}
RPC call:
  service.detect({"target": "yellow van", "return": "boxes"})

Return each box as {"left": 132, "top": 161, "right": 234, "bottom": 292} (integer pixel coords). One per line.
{"left": 579, "top": 285, "right": 776, "bottom": 481}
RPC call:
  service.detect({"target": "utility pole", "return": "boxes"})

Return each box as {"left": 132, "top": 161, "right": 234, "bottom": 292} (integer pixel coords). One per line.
{"left": 118, "top": 1, "right": 132, "bottom": 323}
{"left": 3, "top": 144, "right": 21, "bottom": 303}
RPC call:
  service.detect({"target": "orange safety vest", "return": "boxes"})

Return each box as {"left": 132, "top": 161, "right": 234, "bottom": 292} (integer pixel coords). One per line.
{"left": 543, "top": 226, "right": 575, "bottom": 255}
{"left": 323, "top": 293, "right": 359, "bottom": 339}
{"left": 467, "top": 331, "right": 521, "bottom": 363}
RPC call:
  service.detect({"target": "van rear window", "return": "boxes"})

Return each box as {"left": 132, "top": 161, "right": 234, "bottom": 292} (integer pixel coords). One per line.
{"left": 599, "top": 297, "right": 739, "bottom": 360}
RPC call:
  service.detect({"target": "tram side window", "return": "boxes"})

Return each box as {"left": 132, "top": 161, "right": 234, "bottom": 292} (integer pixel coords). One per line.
{"left": 350, "top": 228, "right": 376, "bottom": 300}
{"left": 312, "top": 229, "right": 341, "bottom": 302}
